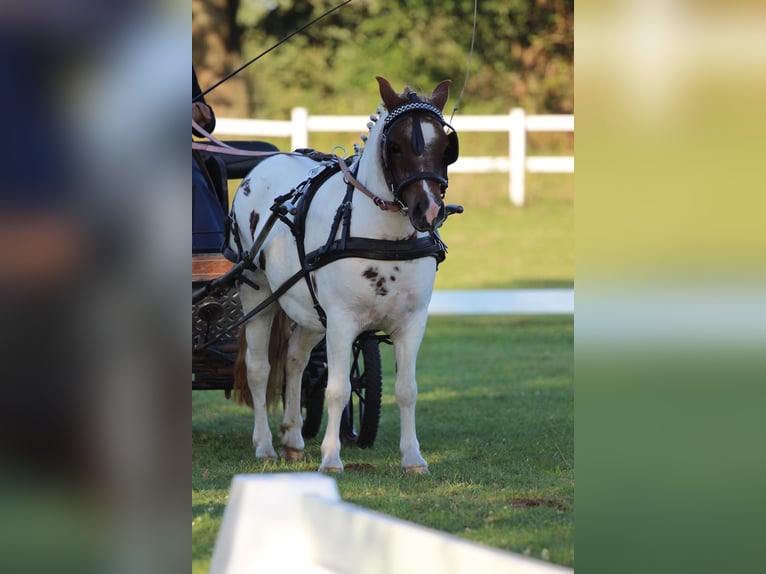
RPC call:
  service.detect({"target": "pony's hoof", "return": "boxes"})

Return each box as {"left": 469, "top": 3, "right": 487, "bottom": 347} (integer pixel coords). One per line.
{"left": 279, "top": 446, "right": 305, "bottom": 461}
{"left": 403, "top": 465, "right": 430, "bottom": 475}
{"left": 255, "top": 447, "right": 278, "bottom": 460}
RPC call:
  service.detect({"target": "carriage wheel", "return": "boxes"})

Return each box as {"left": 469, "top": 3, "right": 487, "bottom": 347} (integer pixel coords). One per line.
{"left": 300, "top": 342, "right": 327, "bottom": 439}
{"left": 339, "top": 333, "right": 382, "bottom": 448}
{"left": 300, "top": 333, "right": 383, "bottom": 447}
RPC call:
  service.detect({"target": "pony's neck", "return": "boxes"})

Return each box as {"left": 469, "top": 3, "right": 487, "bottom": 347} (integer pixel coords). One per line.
{"left": 355, "top": 109, "right": 389, "bottom": 198}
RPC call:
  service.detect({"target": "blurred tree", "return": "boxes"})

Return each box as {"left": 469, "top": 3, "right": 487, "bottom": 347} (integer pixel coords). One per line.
{"left": 193, "top": 0, "right": 572, "bottom": 117}
{"left": 192, "top": 0, "right": 250, "bottom": 116}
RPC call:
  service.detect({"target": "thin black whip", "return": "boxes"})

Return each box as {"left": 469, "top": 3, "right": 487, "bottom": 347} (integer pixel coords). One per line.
{"left": 449, "top": 0, "right": 479, "bottom": 123}
{"left": 193, "top": 0, "right": 354, "bottom": 102}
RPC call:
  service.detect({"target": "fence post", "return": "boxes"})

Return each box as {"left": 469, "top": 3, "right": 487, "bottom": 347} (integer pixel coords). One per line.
{"left": 509, "top": 108, "right": 527, "bottom": 206}
{"left": 291, "top": 107, "right": 308, "bottom": 151}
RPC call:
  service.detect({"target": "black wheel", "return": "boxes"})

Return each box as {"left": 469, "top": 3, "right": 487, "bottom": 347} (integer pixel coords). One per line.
{"left": 301, "top": 341, "right": 327, "bottom": 439}
{"left": 339, "top": 332, "right": 382, "bottom": 448}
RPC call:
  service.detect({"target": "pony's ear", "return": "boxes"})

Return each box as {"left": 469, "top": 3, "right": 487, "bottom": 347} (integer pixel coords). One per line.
{"left": 430, "top": 79, "right": 452, "bottom": 111}
{"left": 376, "top": 76, "right": 400, "bottom": 111}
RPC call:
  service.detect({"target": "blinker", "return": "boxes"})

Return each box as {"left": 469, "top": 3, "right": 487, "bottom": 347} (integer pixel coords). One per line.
{"left": 411, "top": 115, "right": 425, "bottom": 155}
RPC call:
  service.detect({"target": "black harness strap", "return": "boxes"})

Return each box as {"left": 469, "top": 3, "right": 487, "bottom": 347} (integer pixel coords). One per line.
{"left": 290, "top": 162, "right": 345, "bottom": 326}
{"left": 306, "top": 235, "right": 446, "bottom": 268}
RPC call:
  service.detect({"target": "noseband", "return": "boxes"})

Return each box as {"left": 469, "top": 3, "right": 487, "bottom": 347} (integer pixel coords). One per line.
{"left": 381, "top": 95, "right": 459, "bottom": 208}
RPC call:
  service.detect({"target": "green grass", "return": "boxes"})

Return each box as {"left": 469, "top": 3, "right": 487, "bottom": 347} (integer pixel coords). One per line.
{"left": 436, "top": 171, "right": 573, "bottom": 289}
{"left": 192, "top": 315, "right": 574, "bottom": 572}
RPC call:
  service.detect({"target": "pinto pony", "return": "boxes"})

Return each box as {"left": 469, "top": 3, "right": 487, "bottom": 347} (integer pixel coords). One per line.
{"left": 229, "top": 77, "right": 459, "bottom": 473}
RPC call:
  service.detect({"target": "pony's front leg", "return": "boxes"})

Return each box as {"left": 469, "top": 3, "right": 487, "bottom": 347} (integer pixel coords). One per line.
{"left": 319, "top": 322, "right": 355, "bottom": 472}
{"left": 243, "top": 316, "right": 278, "bottom": 459}
{"left": 391, "top": 315, "right": 429, "bottom": 474}
{"left": 280, "top": 325, "right": 325, "bottom": 461}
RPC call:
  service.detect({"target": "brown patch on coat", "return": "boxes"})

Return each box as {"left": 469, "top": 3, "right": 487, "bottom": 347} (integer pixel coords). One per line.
{"left": 249, "top": 211, "right": 260, "bottom": 239}
{"left": 362, "top": 266, "right": 378, "bottom": 280}
{"left": 241, "top": 179, "right": 251, "bottom": 196}
{"left": 258, "top": 250, "right": 266, "bottom": 270}
{"left": 362, "top": 266, "right": 387, "bottom": 295}
{"left": 375, "top": 277, "right": 388, "bottom": 296}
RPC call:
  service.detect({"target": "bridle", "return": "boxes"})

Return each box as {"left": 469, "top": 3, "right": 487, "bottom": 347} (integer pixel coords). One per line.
{"left": 380, "top": 94, "right": 460, "bottom": 207}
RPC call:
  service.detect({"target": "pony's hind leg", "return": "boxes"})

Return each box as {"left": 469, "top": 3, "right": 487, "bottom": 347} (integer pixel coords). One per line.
{"left": 242, "top": 315, "right": 279, "bottom": 459}
{"left": 238, "top": 281, "right": 279, "bottom": 460}
{"left": 279, "top": 325, "right": 325, "bottom": 461}
{"left": 391, "top": 314, "right": 430, "bottom": 474}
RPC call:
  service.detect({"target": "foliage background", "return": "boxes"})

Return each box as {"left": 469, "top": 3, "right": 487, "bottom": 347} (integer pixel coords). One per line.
{"left": 192, "top": 0, "right": 573, "bottom": 117}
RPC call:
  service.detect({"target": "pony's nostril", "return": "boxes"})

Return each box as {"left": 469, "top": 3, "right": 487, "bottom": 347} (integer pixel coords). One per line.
{"left": 424, "top": 201, "right": 441, "bottom": 226}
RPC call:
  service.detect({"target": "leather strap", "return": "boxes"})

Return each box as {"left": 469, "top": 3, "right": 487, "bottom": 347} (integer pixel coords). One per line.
{"left": 336, "top": 156, "right": 404, "bottom": 213}
{"left": 192, "top": 119, "right": 283, "bottom": 158}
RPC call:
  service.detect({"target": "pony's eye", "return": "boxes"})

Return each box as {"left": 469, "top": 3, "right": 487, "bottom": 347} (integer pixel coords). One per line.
{"left": 388, "top": 142, "right": 401, "bottom": 155}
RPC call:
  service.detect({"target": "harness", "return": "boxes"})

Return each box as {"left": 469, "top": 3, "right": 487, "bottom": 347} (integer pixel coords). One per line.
{"left": 193, "top": 100, "right": 458, "bottom": 350}
{"left": 227, "top": 156, "right": 446, "bottom": 329}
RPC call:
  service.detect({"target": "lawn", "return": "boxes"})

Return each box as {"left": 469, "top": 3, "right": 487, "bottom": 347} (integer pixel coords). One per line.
{"left": 192, "top": 315, "right": 574, "bottom": 572}
{"left": 435, "top": 171, "right": 573, "bottom": 290}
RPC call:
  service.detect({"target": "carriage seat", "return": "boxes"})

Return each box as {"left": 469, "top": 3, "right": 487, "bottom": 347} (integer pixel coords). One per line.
{"left": 194, "top": 141, "right": 280, "bottom": 259}
{"left": 198, "top": 140, "right": 281, "bottom": 210}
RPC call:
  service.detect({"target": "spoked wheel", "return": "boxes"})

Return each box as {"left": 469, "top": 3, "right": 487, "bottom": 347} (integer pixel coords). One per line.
{"left": 300, "top": 342, "right": 327, "bottom": 439}
{"left": 300, "top": 333, "right": 383, "bottom": 448}
{"left": 339, "top": 332, "right": 383, "bottom": 448}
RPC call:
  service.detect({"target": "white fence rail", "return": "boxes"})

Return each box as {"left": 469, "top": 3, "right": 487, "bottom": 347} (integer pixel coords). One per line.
{"left": 210, "top": 473, "right": 572, "bottom": 574}
{"left": 215, "top": 108, "right": 574, "bottom": 206}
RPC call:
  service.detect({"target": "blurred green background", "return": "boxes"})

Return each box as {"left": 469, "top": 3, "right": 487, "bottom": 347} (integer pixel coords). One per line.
{"left": 194, "top": 1, "right": 575, "bottom": 293}
{"left": 193, "top": 0, "right": 573, "bottom": 118}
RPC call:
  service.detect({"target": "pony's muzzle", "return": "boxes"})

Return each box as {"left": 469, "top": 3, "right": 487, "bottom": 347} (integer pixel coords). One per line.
{"left": 409, "top": 196, "right": 445, "bottom": 232}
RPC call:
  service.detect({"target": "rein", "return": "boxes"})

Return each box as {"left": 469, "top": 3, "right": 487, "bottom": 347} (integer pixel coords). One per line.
{"left": 192, "top": 120, "right": 285, "bottom": 159}
{"left": 336, "top": 157, "right": 405, "bottom": 213}
{"left": 191, "top": 120, "right": 408, "bottom": 215}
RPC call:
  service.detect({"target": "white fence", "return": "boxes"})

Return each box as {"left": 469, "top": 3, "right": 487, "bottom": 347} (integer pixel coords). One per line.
{"left": 215, "top": 109, "right": 574, "bottom": 206}
{"left": 210, "top": 473, "right": 573, "bottom": 574}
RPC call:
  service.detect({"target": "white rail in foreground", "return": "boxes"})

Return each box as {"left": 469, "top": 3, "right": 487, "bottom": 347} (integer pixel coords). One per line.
{"left": 215, "top": 109, "right": 573, "bottom": 206}
{"left": 210, "top": 474, "right": 572, "bottom": 574}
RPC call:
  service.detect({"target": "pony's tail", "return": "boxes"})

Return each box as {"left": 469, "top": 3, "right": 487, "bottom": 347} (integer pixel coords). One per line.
{"left": 266, "top": 307, "right": 292, "bottom": 409}
{"left": 233, "top": 308, "right": 292, "bottom": 411}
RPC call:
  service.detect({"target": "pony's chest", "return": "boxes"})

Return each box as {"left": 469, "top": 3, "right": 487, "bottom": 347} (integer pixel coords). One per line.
{"left": 317, "top": 259, "right": 435, "bottom": 311}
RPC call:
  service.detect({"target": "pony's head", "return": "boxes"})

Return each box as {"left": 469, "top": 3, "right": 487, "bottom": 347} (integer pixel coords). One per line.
{"left": 375, "top": 77, "right": 459, "bottom": 232}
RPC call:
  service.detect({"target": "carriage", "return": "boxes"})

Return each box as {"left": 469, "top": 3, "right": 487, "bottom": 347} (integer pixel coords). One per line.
{"left": 192, "top": 77, "right": 462, "bottom": 471}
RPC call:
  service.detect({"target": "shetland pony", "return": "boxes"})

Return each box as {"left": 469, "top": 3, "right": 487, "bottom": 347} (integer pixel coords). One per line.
{"left": 230, "top": 77, "right": 458, "bottom": 472}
